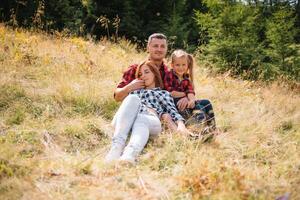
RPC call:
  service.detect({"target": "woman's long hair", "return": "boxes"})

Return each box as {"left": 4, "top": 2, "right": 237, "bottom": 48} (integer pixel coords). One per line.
{"left": 135, "top": 61, "right": 164, "bottom": 88}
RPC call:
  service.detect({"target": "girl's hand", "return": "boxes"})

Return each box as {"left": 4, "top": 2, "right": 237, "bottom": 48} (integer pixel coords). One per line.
{"left": 177, "top": 97, "right": 188, "bottom": 111}
{"left": 187, "top": 99, "right": 195, "bottom": 109}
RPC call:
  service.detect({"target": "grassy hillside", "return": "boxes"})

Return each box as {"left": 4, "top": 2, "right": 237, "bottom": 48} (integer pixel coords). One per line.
{"left": 0, "top": 24, "right": 299, "bottom": 200}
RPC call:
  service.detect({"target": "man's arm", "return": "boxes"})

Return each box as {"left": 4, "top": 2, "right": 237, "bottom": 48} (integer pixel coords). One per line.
{"left": 114, "top": 64, "right": 145, "bottom": 102}
{"left": 114, "top": 86, "right": 131, "bottom": 102}
{"left": 114, "top": 79, "right": 145, "bottom": 102}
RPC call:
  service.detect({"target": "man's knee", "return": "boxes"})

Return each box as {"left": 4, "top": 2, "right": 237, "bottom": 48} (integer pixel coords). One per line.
{"left": 196, "top": 99, "right": 213, "bottom": 110}
{"left": 197, "top": 99, "right": 211, "bottom": 106}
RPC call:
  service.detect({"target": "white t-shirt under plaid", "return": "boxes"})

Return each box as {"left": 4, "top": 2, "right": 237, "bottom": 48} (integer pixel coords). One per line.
{"left": 130, "top": 87, "right": 184, "bottom": 122}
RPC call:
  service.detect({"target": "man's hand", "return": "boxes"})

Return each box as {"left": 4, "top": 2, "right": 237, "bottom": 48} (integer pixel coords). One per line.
{"left": 114, "top": 79, "right": 145, "bottom": 102}
{"left": 177, "top": 97, "right": 188, "bottom": 111}
{"left": 126, "top": 79, "right": 145, "bottom": 92}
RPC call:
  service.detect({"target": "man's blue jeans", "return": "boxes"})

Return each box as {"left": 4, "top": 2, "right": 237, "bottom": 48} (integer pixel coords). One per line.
{"left": 173, "top": 98, "right": 216, "bottom": 129}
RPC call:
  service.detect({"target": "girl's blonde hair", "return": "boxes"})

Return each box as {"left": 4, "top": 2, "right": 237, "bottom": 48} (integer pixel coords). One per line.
{"left": 135, "top": 60, "right": 164, "bottom": 88}
{"left": 170, "top": 49, "right": 194, "bottom": 85}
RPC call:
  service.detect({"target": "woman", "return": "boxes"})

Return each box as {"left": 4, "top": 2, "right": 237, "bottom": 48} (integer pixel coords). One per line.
{"left": 105, "top": 61, "right": 191, "bottom": 164}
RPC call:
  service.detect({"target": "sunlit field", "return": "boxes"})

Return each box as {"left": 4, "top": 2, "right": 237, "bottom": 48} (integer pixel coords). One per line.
{"left": 0, "top": 25, "right": 299, "bottom": 200}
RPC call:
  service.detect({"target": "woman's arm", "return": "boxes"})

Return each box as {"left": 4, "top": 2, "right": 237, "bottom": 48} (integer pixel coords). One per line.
{"left": 159, "top": 91, "right": 193, "bottom": 136}
{"left": 159, "top": 91, "right": 185, "bottom": 123}
{"left": 161, "top": 113, "right": 177, "bottom": 131}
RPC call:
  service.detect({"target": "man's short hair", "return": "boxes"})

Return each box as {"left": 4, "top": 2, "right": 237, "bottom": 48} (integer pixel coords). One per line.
{"left": 147, "top": 33, "right": 167, "bottom": 46}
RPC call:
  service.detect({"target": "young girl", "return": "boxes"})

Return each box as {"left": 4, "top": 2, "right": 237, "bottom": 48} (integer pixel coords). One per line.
{"left": 105, "top": 61, "right": 191, "bottom": 164}
{"left": 163, "top": 49, "right": 216, "bottom": 131}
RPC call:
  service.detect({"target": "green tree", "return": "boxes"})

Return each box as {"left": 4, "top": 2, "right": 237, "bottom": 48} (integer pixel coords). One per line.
{"left": 195, "top": 1, "right": 267, "bottom": 79}
{"left": 195, "top": 0, "right": 299, "bottom": 81}
{"left": 0, "top": 0, "right": 39, "bottom": 27}
{"left": 266, "top": 6, "right": 299, "bottom": 79}
{"left": 43, "top": 0, "right": 85, "bottom": 34}
{"left": 166, "top": 0, "right": 189, "bottom": 51}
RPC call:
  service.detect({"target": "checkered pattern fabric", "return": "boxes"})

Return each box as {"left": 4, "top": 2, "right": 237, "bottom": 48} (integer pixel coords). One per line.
{"left": 117, "top": 63, "right": 169, "bottom": 88}
{"left": 130, "top": 88, "right": 184, "bottom": 122}
{"left": 163, "top": 69, "right": 195, "bottom": 95}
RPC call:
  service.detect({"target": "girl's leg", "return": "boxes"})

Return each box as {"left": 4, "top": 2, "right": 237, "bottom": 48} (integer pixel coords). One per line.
{"left": 120, "top": 113, "right": 161, "bottom": 163}
{"left": 105, "top": 95, "right": 141, "bottom": 162}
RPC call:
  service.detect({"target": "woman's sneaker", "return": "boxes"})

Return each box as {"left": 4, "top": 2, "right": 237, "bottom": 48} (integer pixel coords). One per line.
{"left": 119, "top": 146, "right": 139, "bottom": 165}
{"left": 105, "top": 144, "right": 124, "bottom": 163}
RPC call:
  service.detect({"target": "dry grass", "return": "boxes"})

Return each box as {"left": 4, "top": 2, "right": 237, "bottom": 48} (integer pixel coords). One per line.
{"left": 0, "top": 24, "right": 299, "bottom": 199}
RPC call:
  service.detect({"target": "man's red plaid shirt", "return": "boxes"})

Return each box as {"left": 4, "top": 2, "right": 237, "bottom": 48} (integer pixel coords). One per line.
{"left": 163, "top": 69, "right": 195, "bottom": 95}
{"left": 117, "top": 63, "right": 169, "bottom": 88}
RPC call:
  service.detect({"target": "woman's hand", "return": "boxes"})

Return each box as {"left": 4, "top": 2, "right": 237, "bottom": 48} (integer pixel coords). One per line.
{"left": 177, "top": 121, "right": 193, "bottom": 136}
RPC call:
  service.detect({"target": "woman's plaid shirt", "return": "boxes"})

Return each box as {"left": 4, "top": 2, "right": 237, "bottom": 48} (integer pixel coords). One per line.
{"left": 130, "top": 88, "right": 184, "bottom": 122}
{"left": 164, "top": 70, "right": 195, "bottom": 95}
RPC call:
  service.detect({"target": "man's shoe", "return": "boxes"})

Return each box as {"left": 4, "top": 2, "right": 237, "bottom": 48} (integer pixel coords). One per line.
{"left": 194, "top": 111, "right": 207, "bottom": 124}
